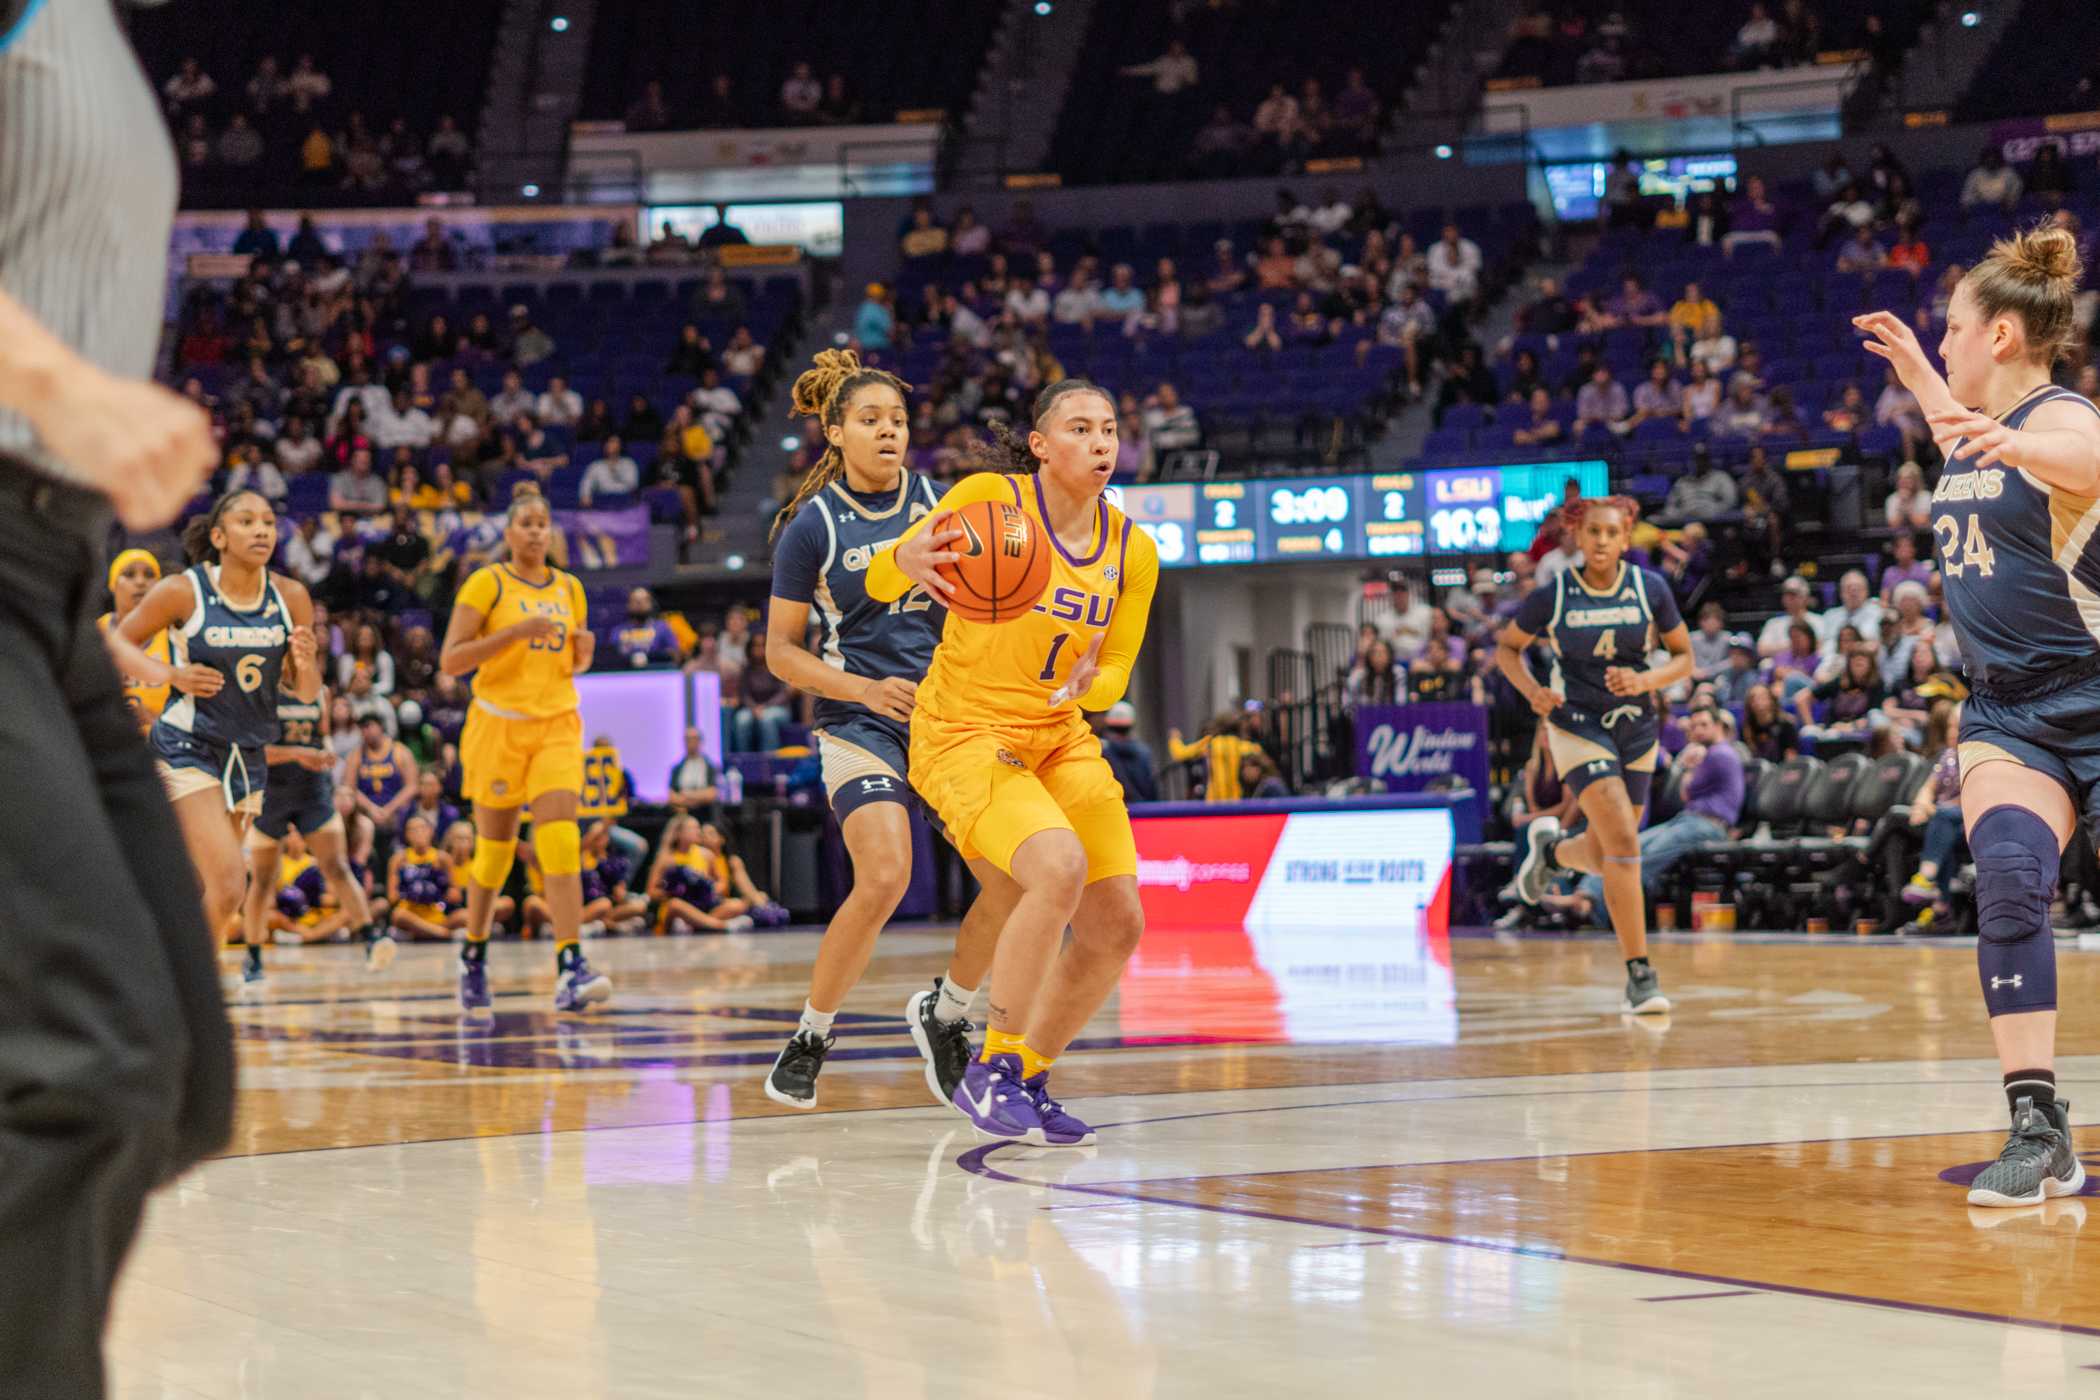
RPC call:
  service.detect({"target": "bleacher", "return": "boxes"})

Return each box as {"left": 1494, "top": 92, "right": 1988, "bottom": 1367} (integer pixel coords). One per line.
{"left": 1046, "top": 0, "right": 1445, "bottom": 184}
{"left": 1412, "top": 160, "right": 2096, "bottom": 495}
{"left": 886, "top": 201, "right": 1540, "bottom": 469}
{"left": 1955, "top": 0, "right": 2098, "bottom": 121}
{"left": 1493, "top": 0, "right": 1933, "bottom": 89}
{"left": 577, "top": 0, "right": 1000, "bottom": 127}
{"left": 124, "top": 0, "right": 504, "bottom": 205}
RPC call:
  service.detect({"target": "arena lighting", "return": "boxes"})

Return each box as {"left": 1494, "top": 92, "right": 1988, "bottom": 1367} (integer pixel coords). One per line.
{"left": 550, "top": 14, "right": 570, "bottom": 31}
{"left": 724, "top": 554, "right": 746, "bottom": 571}
{"left": 1960, "top": 10, "right": 1979, "bottom": 25}
{"left": 779, "top": 435, "right": 801, "bottom": 451}
{"left": 1034, "top": 1, "right": 1053, "bottom": 14}
{"left": 520, "top": 183, "right": 540, "bottom": 197}
{"left": 1434, "top": 143, "right": 1454, "bottom": 159}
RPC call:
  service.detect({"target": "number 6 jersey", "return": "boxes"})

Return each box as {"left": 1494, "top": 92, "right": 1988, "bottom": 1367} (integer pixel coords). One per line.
{"left": 1934, "top": 384, "right": 2100, "bottom": 688}
{"left": 158, "top": 563, "right": 292, "bottom": 751}
{"left": 1512, "top": 560, "right": 1682, "bottom": 719}
{"left": 770, "top": 471, "right": 946, "bottom": 728}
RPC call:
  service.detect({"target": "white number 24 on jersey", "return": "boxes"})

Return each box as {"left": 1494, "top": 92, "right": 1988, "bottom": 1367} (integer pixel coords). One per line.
{"left": 1934, "top": 513, "right": 1996, "bottom": 579}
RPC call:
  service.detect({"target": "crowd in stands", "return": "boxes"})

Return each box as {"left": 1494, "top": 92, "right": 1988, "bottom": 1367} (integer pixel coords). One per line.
{"left": 157, "top": 51, "right": 473, "bottom": 205}
{"left": 852, "top": 191, "right": 1531, "bottom": 480}
{"left": 1496, "top": 0, "right": 1927, "bottom": 90}
{"left": 621, "top": 63, "right": 874, "bottom": 132}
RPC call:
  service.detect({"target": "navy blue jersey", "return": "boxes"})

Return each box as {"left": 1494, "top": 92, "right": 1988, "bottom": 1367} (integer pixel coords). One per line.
{"left": 1934, "top": 385, "right": 2100, "bottom": 687}
{"left": 155, "top": 565, "right": 292, "bottom": 751}
{"left": 1512, "top": 562, "right": 1684, "bottom": 715}
{"left": 770, "top": 473, "right": 945, "bottom": 728}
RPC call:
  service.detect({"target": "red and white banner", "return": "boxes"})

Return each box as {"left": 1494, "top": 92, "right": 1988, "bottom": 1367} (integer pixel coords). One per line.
{"left": 1133, "top": 807, "right": 1454, "bottom": 936}
{"left": 1123, "top": 805, "right": 1459, "bottom": 1045}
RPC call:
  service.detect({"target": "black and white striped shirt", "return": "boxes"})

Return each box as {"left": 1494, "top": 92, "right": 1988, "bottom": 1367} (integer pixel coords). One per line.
{"left": 0, "top": 0, "right": 178, "bottom": 487}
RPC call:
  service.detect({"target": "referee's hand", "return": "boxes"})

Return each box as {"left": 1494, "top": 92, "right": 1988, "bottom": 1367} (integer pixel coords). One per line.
{"left": 35, "top": 368, "right": 216, "bottom": 529}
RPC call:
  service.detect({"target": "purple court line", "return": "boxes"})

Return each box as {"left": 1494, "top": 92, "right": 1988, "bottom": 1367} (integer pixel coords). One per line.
{"left": 1641, "top": 1290, "right": 1763, "bottom": 1303}
{"left": 960, "top": 1146, "right": 2100, "bottom": 1341}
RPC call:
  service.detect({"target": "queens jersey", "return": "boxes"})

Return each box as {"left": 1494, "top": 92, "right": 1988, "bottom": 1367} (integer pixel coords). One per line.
{"left": 1934, "top": 385, "right": 2100, "bottom": 687}
{"left": 98, "top": 611, "right": 171, "bottom": 730}
{"left": 454, "top": 563, "right": 587, "bottom": 718}
{"left": 770, "top": 473, "right": 946, "bottom": 727}
{"left": 158, "top": 564, "right": 292, "bottom": 750}
{"left": 1512, "top": 561, "right": 1683, "bottom": 717}
{"left": 868, "top": 473, "right": 1160, "bottom": 730}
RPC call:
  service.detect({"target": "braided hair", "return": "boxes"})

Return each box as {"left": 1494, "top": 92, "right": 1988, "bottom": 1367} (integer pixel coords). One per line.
{"left": 964, "top": 377, "right": 1115, "bottom": 474}
{"left": 768, "top": 349, "right": 912, "bottom": 544}
{"left": 181, "top": 488, "right": 272, "bottom": 565}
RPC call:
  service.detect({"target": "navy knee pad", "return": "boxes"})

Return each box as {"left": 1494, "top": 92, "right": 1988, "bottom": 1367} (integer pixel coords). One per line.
{"left": 1621, "top": 768, "right": 1654, "bottom": 813}
{"left": 1972, "top": 805, "right": 2060, "bottom": 1016}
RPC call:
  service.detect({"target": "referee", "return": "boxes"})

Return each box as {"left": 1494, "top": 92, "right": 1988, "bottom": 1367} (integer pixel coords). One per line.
{"left": 0, "top": 3, "right": 234, "bottom": 1395}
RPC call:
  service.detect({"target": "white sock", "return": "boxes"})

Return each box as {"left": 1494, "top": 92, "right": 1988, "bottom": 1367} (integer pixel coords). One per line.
{"left": 798, "top": 1002, "right": 835, "bottom": 1038}
{"left": 934, "top": 975, "right": 976, "bottom": 1023}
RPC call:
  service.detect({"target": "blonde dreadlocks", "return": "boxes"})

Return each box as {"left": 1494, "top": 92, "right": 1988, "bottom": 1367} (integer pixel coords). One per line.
{"left": 768, "top": 349, "right": 913, "bottom": 544}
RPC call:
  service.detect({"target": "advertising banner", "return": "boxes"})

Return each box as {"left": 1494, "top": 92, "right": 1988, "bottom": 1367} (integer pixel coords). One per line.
{"left": 1478, "top": 64, "right": 1850, "bottom": 132}
{"left": 553, "top": 506, "right": 650, "bottom": 570}
{"left": 1354, "top": 703, "right": 1490, "bottom": 796}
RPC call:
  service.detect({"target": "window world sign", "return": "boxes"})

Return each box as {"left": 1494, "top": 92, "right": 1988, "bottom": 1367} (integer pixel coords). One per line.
{"left": 1109, "top": 460, "right": 1607, "bottom": 569}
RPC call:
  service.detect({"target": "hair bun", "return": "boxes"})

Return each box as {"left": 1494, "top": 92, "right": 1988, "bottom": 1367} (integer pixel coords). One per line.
{"left": 2009, "top": 224, "right": 2083, "bottom": 291}
{"left": 787, "top": 347, "right": 864, "bottom": 418}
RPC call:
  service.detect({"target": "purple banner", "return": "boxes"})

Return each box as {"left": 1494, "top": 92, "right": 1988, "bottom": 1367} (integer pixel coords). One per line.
{"left": 1355, "top": 704, "right": 1490, "bottom": 800}
{"left": 554, "top": 506, "right": 650, "bottom": 570}
{"left": 1990, "top": 111, "right": 2100, "bottom": 164}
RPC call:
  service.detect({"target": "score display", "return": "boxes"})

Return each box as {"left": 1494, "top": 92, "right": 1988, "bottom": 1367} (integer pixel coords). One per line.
{"left": 1110, "top": 460, "right": 1605, "bottom": 570}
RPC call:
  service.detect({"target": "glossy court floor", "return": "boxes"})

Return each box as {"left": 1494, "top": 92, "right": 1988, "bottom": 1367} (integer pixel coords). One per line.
{"left": 108, "top": 924, "right": 2100, "bottom": 1399}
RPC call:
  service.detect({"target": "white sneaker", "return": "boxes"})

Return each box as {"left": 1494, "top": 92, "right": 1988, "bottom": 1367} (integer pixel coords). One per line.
{"left": 1513, "top": 815, "right": 1562, "bottom": 906}
{"left": 724, "top": 915, "right": 756, "bottom": 932}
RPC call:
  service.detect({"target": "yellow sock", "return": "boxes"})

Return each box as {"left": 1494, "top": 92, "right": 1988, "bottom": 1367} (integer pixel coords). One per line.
{"left": 1016, "top": 1041, "right": 1056, "bottom": 1080}
{"left": 982, "top": 1029, "right": 1026, "bottom": 1064}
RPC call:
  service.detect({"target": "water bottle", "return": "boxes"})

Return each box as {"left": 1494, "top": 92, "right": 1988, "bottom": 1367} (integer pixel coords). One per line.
{"left": 724, "top": 765, "right": 743, "bottom": 805}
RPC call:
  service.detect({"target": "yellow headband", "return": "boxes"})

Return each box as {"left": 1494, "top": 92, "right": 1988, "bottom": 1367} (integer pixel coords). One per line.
{"left": 108, "top": 548, "right": 161, "bottom": 593}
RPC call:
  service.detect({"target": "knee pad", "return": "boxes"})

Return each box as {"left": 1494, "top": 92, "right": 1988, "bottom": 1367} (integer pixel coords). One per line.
{"left": 1621, "top": 769, "right": 1654, "bottom": 813}
{"left": 469, "top": 837, "right": 517, "bottom": 891}
{"left": 533, "top": 820, "right": 582, "bottom": 878}
{"left": 1972, "top": 805, "right": 2059, "bottom": 1016}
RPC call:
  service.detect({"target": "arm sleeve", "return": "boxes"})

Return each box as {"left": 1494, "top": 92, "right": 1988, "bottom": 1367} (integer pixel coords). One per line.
{"left": 1167, "top": 734, "right": 1208, "bottom": 762}
{"left": 865, "top": 472, "right": 1014, "bottom": 602}
{"left": 1078, "top": 522, "right": 1159, "bottom": 711}
{"left": 455, "top": 566, "right": 498, "bottom": 617}
{"left": 769, "top": 505, "right": 827, "bottom": 605}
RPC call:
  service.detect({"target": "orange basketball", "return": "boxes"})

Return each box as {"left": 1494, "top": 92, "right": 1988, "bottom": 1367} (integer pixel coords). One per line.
{"left": 937, "top": 498, "right": 1052, "bottom": 624}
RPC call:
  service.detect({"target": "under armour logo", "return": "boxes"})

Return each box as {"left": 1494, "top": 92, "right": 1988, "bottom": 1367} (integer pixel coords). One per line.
{"left": 1585, "top": 760, "right": 1612, "bottom": 775}
{"left": 1992, "top": 975, "right": 2023, "bottom": 990}
{"left": 860, "top": 776, "right": 896, "bottom": 791}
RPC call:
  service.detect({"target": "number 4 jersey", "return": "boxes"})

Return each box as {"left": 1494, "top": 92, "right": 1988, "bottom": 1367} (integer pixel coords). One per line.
{"left": 770, "top": 472, "right": 946, "bottom": 728}
{"left": 1512, "top": 561, "right": 1683, "bottom": 719}
{"left": 1934, "top": 385, "right": 2100, "bottom": 688}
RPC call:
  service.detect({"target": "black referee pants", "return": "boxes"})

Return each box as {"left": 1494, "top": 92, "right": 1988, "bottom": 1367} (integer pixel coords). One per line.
{"left": 0, "top": 468, "right": 234, "bottom": 1398}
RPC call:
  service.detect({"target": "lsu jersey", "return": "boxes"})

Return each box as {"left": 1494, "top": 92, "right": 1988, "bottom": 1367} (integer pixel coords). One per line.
{"left": 770, "top": 472, "right": 946, "bottom": 728}
{"left": 99, "top": 610, "right": 171, "bottom": 730}
{"left": 454, "top": 563, "right": 587, "bottom": 718}
{"left": 578, "top": 740, "right": 632, "bottom": 821}
{"left": 869, "top": 472, "right": 1160, "bottom": 730}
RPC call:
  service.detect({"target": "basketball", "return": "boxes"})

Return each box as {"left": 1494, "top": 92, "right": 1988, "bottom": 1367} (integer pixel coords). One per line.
{"left": 936, "top": 498, "right": 1051, "bottom": 624}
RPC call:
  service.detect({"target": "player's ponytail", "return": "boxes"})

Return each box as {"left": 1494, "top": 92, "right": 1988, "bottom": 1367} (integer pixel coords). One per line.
{"left": 769, "top": 348, "right": 913, "bottom": 545}
{"left": 182, "top": 488, "right": 269, "bottom": 565}
{"left": 1964, "top": 223, "right": 2085, "bottom": 367}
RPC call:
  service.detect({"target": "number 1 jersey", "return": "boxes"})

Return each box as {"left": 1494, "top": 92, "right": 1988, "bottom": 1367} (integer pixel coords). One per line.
{"left": 1934, "top": 385, "right": 2100, "bottom": 688}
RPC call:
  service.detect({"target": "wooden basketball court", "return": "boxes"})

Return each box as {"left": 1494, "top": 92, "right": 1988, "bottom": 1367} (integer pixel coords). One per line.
{"left": 107, "top": 927, "right": 2100, "bottom": 1397}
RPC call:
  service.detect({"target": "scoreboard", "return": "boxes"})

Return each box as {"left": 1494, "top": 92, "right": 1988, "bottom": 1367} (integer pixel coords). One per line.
{"left": 1110, "top": 460, "right": 1607, "bottom": 571}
